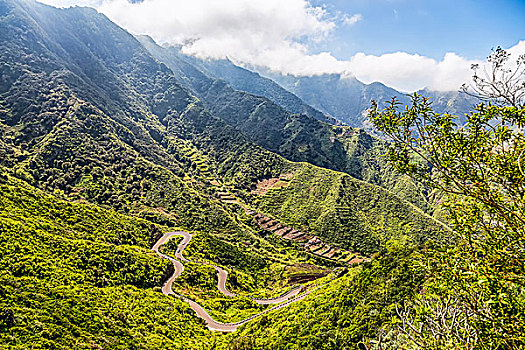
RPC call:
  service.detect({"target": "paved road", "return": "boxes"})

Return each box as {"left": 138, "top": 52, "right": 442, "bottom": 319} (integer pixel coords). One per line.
{"left": 214, "top": 265, "right": 303, "bottom": 304}
{"left": 215, "top": 267, "right": 237, "bottom": 297}
{"left": 152, "top": 231, "right": 191, "bottom": 294}
{"left": 152, "top": 231, "right": 319, "bottom": 332}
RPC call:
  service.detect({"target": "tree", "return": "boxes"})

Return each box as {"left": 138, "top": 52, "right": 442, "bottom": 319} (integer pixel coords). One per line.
{"left": 461, "top": 47, "right": 525, "bottom": 108}
{"left": 368, "top": 48, "right": 525, "bottom": 349}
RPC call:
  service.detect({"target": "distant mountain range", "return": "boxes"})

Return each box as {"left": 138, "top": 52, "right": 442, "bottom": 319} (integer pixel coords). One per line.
{"left": 167, "top": 52, "right": 479, "bottom": 130}
{"left": 260, "top": 72, "right": 480, "bottom": 128}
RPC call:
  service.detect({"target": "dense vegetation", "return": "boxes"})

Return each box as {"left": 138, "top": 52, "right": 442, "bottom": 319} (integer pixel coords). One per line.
{"left": 139, "top": 36, "right": 438, "bottom": 212}
{"left": 228, "top": 246, "right": 430, "bottom": 350}
{"left": 1, "top": 276, "right": 219, "bottom": 349}
{"left": 0, "top": 173, "right": 224, "bottom": 349}
{"left": 0, "top": 1, "right": 476, "bottom": 349}
{"left": 252, "top": 164, "right": 446, "bottom": 255}
{"left": 367, "top": 46, "right": 525, "bottom": 348}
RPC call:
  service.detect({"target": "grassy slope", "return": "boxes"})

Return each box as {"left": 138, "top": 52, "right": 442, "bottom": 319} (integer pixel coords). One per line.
{"left": 0, "top": 174, "right": 222, "bottom": 349}
{"left": 140, "top": 37, "right": 435, "bottom": 214}
{"left": 227, "top": 247, "right": 428, "bottom": 350}
{"left": 252, "top": 164, "right": 446, "bottom": 255}
{"left": 1, "top": 175, "right": 431, "bottom": 350}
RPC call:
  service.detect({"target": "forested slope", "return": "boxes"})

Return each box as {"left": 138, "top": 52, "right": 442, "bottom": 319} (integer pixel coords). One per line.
{"left": 139, "top": 37, "right": 435, "bottom": 212}
{"left": 0, "top": 172, "right": 222, "bottom": 349}
{"left": 228, "top": 247, "right": 430, "bottom": 350}
{"left": 0, "top": 1, "right": 449, "bottom": 348}
{"left": 0, "top": 0, "right": 443, "bottom": 251}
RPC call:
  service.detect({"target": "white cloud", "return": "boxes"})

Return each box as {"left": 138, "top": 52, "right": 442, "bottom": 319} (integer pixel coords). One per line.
{"left": 346, "top": 51, "right": 479, "bottom": 92}
{"left": 97, "top": 0, "right": 335, "bottom": 56}
{"left": 507, "top": 40, "right": 525, "bottom": 61}
{"left": 39, "top": 0, "right": 102, "bottom": 7}
{"left": 37, "top": 0, "right": 525, "bottom": 92}
{"left": 342, "top": 13, "right": 363, "bottom": 26}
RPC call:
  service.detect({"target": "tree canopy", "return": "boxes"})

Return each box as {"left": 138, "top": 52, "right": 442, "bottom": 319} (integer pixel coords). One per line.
{"left": 368, "top": 48, "right": 525, "bottom": 349}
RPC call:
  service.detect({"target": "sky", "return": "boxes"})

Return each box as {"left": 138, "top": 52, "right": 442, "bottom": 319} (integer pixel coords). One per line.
{"left": 39, "top": 0, "right": 525, "bottom": 92}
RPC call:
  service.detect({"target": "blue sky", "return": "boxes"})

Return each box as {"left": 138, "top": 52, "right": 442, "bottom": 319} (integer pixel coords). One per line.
{"left": 320, "top": 0, "right": 525, "bottom": 61}
{"left": 41, "top": 0, "right": 525, "bottom": 91}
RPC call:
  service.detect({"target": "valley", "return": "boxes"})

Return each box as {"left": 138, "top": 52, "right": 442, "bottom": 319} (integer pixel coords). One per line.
{"left": 1, "top": 0, "right": 522, "bottom": 349}
{"left": 152, "top": 230, "right": 329, "bottom": 332}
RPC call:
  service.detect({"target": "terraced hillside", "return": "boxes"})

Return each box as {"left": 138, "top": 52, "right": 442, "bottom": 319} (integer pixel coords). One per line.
{"left": 245, "top": 165, "right": 446, "bottom": 255}
{"left": 250, "top": 211, "right": 366, "bottom": 264}
{"left": 138, "top": 36, "right": 437, "bottom": 212}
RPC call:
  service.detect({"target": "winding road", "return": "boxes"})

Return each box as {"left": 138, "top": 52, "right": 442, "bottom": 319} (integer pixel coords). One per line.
{"left": 215, "top": 265, "right": 303, "bottom": 304}
{"left": 152, "top": 231, "right": 319, "bottom": 332}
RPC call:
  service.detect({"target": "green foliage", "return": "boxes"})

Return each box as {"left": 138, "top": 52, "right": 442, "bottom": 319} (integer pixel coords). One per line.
{"left": 1, "top": 176, "right": 159, "bottom": 247}
{"left": 370, "top": 93, "right": 525, "bottom": 348}
{"left": 334, "top": 126, "right": 436, "bottom": 214}
{"left": 182, "top": 233, "right": 267, "bottom": 272}
{"left": 0, "top": 174, "right": 171, "bottom": 285}
{"left": 140, "top": 37, "right": 436, "bottom": 212}
{"left": 228, "top": 247, "right": 428, "bottom": 349}
{"left": 170, "top": 262, "right": 266, "bottom": 324}
{"left": 0, "top": 173, "right": 225, "bottom": 349}
{"left": 253, "top": 164, "right": 446, "bottom": 255}
{"left": 0, "top": 275, "right": 218, "bottom": 349}
{"left": 1, "top": 219, "right": 167, "bottom": 288}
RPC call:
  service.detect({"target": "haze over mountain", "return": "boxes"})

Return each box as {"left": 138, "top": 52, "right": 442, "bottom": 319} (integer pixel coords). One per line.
{"left": 258, "top": 71, "right": 482, "bottom": 129}
{"left": 138, "top": 40, "right": 480, "bottom": 132}
{"left": 38, "top": 0, "right": 525, "bottom": 93}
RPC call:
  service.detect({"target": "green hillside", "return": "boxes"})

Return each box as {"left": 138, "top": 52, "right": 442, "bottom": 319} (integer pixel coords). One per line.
{"left": 139, "top": 37, "right": 435, "bottom": 212}
{"left": 250, "top": 164, "right": 446, "bottom": 255}
{"left": 229, "top": 247, "right": 429, "bottom": 350}
{"left": 0, "top": 0, "right": 451, "bottom": 348}
{"left": 1, "top": 170, "right": 431, "bottom": 349}
{"left": 0, "top": 173, "right": 222, "bottom": 349}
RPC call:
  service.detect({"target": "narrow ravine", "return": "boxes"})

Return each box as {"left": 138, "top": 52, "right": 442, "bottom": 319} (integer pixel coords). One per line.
{"left": 152, "top": 231, "right": 321, "bottom": 332}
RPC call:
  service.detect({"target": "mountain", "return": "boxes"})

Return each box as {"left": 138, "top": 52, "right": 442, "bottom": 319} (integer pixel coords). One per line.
{"left": 257, "top": 71, "right": 481, "bottom": 130}
{"left": 138, "top": 40, "right": 337, "bottom": 124}
{"left": 159, "top": 48, "right": 480, "bottom": 131}
{"left": 0, "top": 1, "right": 447, "bottom": 348}
{"left": 138, "top": 36, "right": 344, "bottom": 161}
{"left": 418, "top": 87, "right": 481, "bottom": 124}
{"left": 138, "top": 36, "right": 436, "bottom": 213}
{"left": 0, "top": 0, "right": 441, "bottom": 254}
